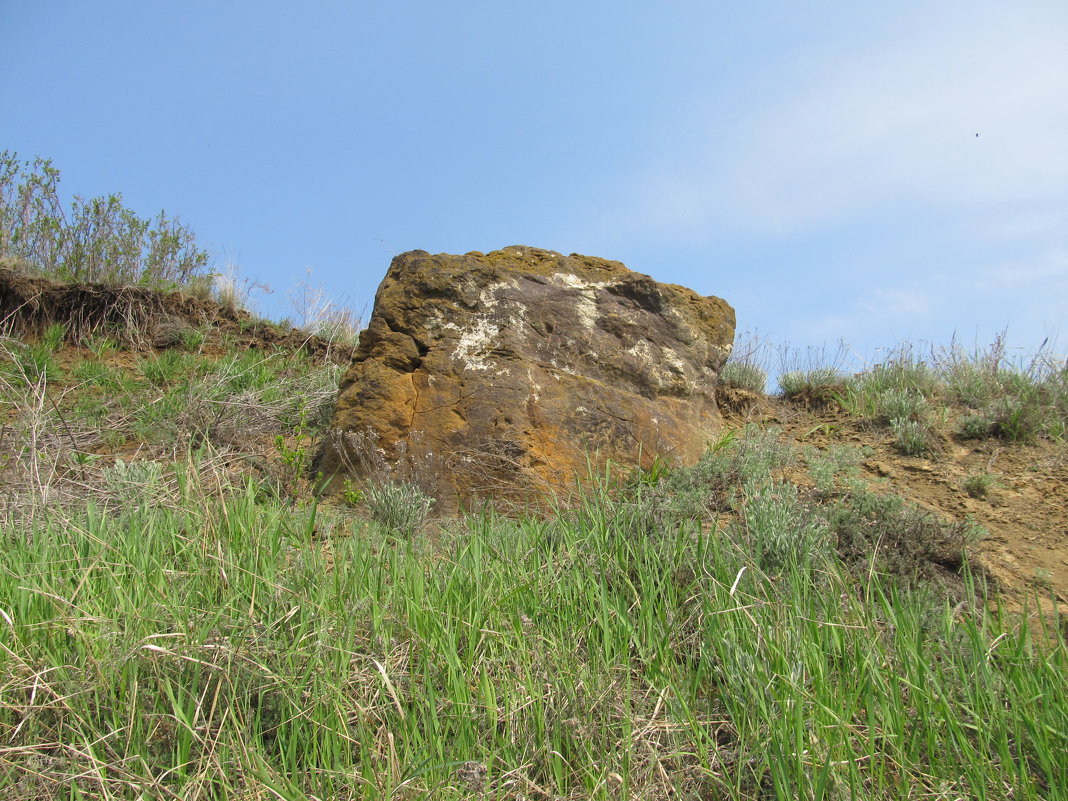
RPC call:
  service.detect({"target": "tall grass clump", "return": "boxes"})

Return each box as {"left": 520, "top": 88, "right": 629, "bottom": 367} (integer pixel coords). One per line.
{"left": 937, "top": 335, "right": 1068, "bottom": 442}
{"left": 720, "top": 330, "right": 770, "bottom": 393}
{"left": 288, "top": 270, "right": 362, "bottom": 348}
{"left": 0, "top": 151, "right": 209, "bottom": 288}
{"left": 775, "top": 340, "right": 850, "bottom": 403}
{"left": 363, "top": 479, "right": 435, "bottom": 535}
{"left": 720, "top": 361, "right": 767, "bottom": 393}
{"left": 778, "top": 367, "right": 845, "bottom": 398}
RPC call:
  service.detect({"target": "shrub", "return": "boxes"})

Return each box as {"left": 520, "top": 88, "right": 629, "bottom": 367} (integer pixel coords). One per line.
{"left": 957, "top": 413, "right": 995, "bottom": 440}
{"left": 778, "top": 367, "right": 845, "bottom": 397}
{"left": 805, "top": 444, "right": 865, "bottom": 492}
{"left": 825, "top": 486, "right": 985, "bottom": 587}
{"left": 890, "top": 417, "right": 934, "bottom": 456}
{"left": 962, "top": 472, "right": 998, "bottom": 499}
{"left": 987, "top": 394, "right": 1047, "bottom": 443}
{"left": 741, "top": 478, "right": 830, "bottom": 572}
{"left": 364, "top": 480, "right": 435, "bottom": 535}
{"left": 720, "top": 361, "right": 767, "bottom": 393}
{"left": 0, "top": 150, "right": 209, "bottom": 288}
{"left": 874, "top": 387, "right": 931, "bottom": 425}
{"left": 103, "top": 458, "right": 168, "bottom": 505}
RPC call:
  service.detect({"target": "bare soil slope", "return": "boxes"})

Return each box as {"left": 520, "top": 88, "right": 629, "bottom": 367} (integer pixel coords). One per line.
{"left": 723, "top": 388, "right": 1068, "bottom": 612}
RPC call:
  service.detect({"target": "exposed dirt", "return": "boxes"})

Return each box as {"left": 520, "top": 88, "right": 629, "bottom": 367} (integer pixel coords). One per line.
{"left": 722, "top": 389, "right": 1068, "bottom": 616}
{"left": 0, "top": 265, "right": 357, "bottom": 362}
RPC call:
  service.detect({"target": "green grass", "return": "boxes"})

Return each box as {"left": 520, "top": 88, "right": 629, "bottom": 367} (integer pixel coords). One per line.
{"left": 720, "top": 361, "right": 768, "bottom": 393}
{"left": 1, "top": 432, "right": 1064, "bottom": 799}
{"left": 818, "top": 339, "right": 1068, "bottom": 446}
{"left": 1, "top": 313, "right": 1066, "bottom": 799}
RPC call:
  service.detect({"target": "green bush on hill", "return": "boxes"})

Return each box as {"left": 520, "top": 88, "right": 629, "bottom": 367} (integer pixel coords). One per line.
{"left": 0, "top": 150, "right": 209, "bottom": 288}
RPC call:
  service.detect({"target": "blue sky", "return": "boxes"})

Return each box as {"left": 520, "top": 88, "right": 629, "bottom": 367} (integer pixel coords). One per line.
{"left": 3, "top": 1, "right": 1066, "bottom": 368}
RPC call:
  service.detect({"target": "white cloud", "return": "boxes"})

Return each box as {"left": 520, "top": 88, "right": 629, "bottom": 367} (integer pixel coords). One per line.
{"left": 634, "top": 6, "right": 1068, "bottom": 236}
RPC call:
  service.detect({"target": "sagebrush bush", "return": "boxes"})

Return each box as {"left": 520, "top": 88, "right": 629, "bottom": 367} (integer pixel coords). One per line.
{"left": 825, "top": 484, "right": 985, "bottom": 587}
{"left": 891, "top": 416, "right": 934, "bottom": 456}
{"left": 778, "top": 367, "right": 845, "bottom": 398}
{"left": 720, "top": 361, "right": 767, "bottom": 393}
{"left": 805, "top": 444, "right": 865, "bottom": 491}
{"left": 364, "top": 479, "right": 435, "bottom": 535}
{"left": 103, "top": 458, "right": 168, "bottom": 505}
{"left": 741, "top": 477, "right": 830, "bottom": 572}
{"left": 875, "top": 387, "right": 931, "bottom": 425}
{"left": 957, "top": 412, "right": 996, "bottom": 440}
{"left": 962, "top": 471, "right": 998, "bottom": 499}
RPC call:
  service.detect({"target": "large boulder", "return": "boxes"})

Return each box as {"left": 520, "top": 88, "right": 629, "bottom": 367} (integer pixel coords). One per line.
{"left": 315, "top": 246, "right": 735, "bottom": 505}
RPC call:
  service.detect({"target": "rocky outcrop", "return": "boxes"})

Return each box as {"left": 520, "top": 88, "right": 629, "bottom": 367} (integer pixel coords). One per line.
{"left": 315, "top": 247, "right": 735, "bottom": 505}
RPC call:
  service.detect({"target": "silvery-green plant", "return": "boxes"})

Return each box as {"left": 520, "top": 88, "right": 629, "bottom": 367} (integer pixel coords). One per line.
{"left": 778, "top": 367, "right": 845, "bottom": 398}
{"left": 890, "top": 417, "right": 933, "bottom": 456}
{"left": 365, "top": 479, "right": 435, "bottom": 535}
{"left": 742, "top": 477, "right": 830, "bottom": 572}
{"left": 103, "top": 458, "right": 166, "bottom": 504}
{"left": 805, "top": 444, "right": 864, "bottom": 492}
{"left": 875, "top": 387, "right": 930, "bottom": 425}
{"left": 720, "top": 361, "right": 767, "bottom": 393}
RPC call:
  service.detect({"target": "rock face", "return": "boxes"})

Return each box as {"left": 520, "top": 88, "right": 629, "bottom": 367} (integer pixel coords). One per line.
{"left": 315, "top": 247, "right": 735, "bottom": 505}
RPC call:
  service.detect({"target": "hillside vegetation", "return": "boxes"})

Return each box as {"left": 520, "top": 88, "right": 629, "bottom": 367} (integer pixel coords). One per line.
{"left": 0, "top": 158, "right": 1066, "bottom": 800}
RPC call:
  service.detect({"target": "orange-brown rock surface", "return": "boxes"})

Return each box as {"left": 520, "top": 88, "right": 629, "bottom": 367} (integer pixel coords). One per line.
{"left": 315, "top": 246, "right": 735, "bottom": 504}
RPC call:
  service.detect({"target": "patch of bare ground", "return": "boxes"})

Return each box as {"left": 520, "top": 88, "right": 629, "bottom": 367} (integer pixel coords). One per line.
{"left": 724, "top": 393, "right": 1068, "bottom": 617}
{"left": 0, "top": 265, "right": 356, "bottom": 361}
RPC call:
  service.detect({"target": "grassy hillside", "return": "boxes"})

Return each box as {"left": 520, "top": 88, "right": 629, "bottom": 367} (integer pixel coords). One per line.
{"left": 1, "top": 157, "right": 1066, "bottom": 798}
{"left": 1, "top": 269, "right": 1066, "bottom": 800}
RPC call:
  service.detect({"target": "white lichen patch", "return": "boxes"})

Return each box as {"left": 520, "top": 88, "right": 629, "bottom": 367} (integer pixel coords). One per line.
{"left": 550, "top": 272, "right": 608, "bottom": 331}
{"left": 548, "top": 357, "right": 578, "bottom": 376}
{"left": 661, "top": 347, "right": 688, "bottom": 376}
{"left": 443, "top": 318, "right": 501, "bottom": 372}
{"left": 626, "top": 339, "right": 652, "bottom": 360}
{"left": 478, "top": 278, "right": 519, "bottom": 311}
{"left": 526, "top": 367, "right": 541, "bottom": 403}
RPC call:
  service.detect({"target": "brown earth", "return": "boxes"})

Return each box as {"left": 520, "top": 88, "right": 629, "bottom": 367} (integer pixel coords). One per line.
{"left": 721, "top": 388, "right": 1068, "bottom": 615}
{"left": 0, "top": 264, "right": 356, "bottom": 361}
